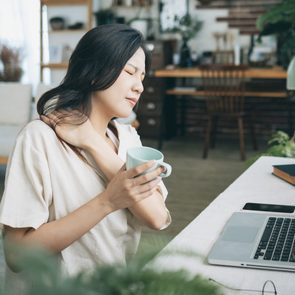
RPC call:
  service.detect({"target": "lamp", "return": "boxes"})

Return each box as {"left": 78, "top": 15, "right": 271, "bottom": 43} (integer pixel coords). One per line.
{"left": 287, "top": 56, "right": 295, "bottom": 90}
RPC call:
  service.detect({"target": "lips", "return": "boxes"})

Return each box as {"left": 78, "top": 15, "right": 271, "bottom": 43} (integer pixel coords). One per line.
{"left": 126, "top": 97, "right": 138, "bottom": 106}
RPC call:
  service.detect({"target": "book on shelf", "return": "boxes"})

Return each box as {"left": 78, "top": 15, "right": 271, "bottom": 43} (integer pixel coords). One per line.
{"left": 272, "top": 164, "right": 295, "bottom": 186}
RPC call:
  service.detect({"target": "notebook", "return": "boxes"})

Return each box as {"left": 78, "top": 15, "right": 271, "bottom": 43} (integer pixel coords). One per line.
{"left": 207, "top": 211, "right": 295, "bottom": 271}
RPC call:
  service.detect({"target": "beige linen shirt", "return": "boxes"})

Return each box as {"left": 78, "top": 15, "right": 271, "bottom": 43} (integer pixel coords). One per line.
{"left": 0, "top": 119, "right": 168, "bottom": 293}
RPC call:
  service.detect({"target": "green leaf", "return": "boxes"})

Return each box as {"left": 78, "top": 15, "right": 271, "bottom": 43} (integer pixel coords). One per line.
{"left": 1, "top": 245, "right": 223, "bottom": 295}
{"left": 256, "top": 0, "right": 295, "bottom": 31}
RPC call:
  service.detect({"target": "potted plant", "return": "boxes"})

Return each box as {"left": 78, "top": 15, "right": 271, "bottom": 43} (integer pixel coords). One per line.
{"left": 248, "top": 131, "right": 295, "bottom": 166}
{"left": 168, "top": 14, "right": 202, "bottom": 67}
{"left": 94, "top": 9, "right": 116, "bottom": 26}
{"left": 263, "top": 131, "right": 295, "bottom": 157}
{"left": 256, "top": 0, "right": 295, "bottom": 68}
{"left": 0, "top": 247, "right": 222, "bottom": 295}
{"left": 0, "top": 44, "right": 23, "bottom": 82}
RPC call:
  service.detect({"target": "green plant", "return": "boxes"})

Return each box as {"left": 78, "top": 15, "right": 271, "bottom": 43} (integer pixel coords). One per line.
{"left": 264, "top": 131, "right": 295, "bottom": 157}
{"left": 169, "top": 14, "right": 202, "bottom": 42}
{"left": 256, "top": 0, "right": 295, "bottom": 68}
{"left": 0, "top": 246, "right": 222, "bottom": 295}
{"left": 247, "top": 131, "right": 295, "bottom": 166}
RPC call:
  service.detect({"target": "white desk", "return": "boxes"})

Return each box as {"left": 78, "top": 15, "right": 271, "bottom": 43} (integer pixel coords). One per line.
{"left": 153, "top": 156, "right": 295, "bottom": 295}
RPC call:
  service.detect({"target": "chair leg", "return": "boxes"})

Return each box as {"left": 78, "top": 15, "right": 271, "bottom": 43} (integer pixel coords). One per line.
{"left": 238, "top": 117, "right": 246, "bottom": 161}
{"left": 211, "top": 116, "right": 218, "bottom": 148}
{"left": 157, "top": 93, "right": 167, "bottom": 150}
{"left": 249, "top": 114, "right": 258, "bottom": 150}
{"left": 203, "top": 116, "right": 212, "bottom": 159}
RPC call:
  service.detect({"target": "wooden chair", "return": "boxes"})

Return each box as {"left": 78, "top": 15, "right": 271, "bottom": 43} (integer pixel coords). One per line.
{"left": 200, "top": 65, "right": 257, "bottom": 161}
{"left": 213, "top": 50, "right": 235, "bottom": 65}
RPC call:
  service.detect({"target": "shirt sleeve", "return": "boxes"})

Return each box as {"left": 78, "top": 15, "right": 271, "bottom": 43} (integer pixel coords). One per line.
{"left": 0, "top": 129, "right": 53, "bottom": 229}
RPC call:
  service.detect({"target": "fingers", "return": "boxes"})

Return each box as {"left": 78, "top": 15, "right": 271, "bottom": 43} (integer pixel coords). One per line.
{"left": 40, "top": 114, "right": 58, "bottom": 129}
{"left": 124, "top": 164, "right": 163, "bottom": 200}
{"left": 40, "top": 110, "right": 87, "bottom": 129}
{"left": 134, "top": 176, "right": 162, "bottom": 195}
{"left": 126, "top": 161, "right": 161, "bottom": 179}
{"left": 133, "top": 168, "right": 163, "bottom": 187}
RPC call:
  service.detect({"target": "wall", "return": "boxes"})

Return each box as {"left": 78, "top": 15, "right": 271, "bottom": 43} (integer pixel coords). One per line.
{"left": 97, "top": 0, "right": 252, "bottom": 56}
{"left": 47, "top": 0, "right": 274, "bottom": 83}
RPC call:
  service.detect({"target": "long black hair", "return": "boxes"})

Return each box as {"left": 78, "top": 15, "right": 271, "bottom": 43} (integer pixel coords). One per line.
{"left": 37, "top": 24, "right": 151, "bottom": 118}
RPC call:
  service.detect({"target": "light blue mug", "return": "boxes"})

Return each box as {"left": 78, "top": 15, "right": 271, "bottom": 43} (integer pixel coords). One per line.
{"left": 126, "top": 146, "right": 172, "bottom": 178}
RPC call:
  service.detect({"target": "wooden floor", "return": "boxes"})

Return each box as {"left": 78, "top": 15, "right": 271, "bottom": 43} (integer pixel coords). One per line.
{"left": 0, "top": 135, "right": 265, "bottom": 284}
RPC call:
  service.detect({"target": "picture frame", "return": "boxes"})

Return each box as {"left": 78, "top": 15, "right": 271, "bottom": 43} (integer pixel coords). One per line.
{"left": 49, "top": 45, "right": 63, "bottom": 63}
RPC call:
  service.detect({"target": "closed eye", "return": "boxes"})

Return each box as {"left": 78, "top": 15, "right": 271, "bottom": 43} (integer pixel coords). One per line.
{"left": 125, "top": 69, "right": 135, "bottom": 75}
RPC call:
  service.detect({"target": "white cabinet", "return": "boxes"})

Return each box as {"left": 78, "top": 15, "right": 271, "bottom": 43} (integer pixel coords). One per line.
{"left": 40, "top": 0, "right": 93, "bottom": 83}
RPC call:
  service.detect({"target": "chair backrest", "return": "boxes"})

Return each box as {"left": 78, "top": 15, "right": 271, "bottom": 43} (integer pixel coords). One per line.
{"left": 0, "top": 82, "right": 32, "bottom": 125}
{"left": 213, "top": 50, "right": 235, "bottom": 65}
{"left": 200, "top": 65, "right": 247, "bottom": 114}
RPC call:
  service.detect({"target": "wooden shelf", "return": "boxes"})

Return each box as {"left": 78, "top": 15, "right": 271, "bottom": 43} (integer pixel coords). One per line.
{"left": 196, "top": 0, "right": 281, "bottom": 9}
{"left": 166, "top": 89, "right": 288, "bottom": 99}
{"left": 196, "top": 0, "right": 281, "bottom": 35}
{"left": 42, "top": 0, "right": 89, "bottom": 6}
{"left": 41, "top": 63, "right": 68, "bottom": 69}
{"left": 40, "top": 0, "right": 92, "bottom": 81}
{"left": 48, "top": 29, "right": 87, "bottom": 34}
{"left": 0, "top": 156, "right": 8, "bottom": 165}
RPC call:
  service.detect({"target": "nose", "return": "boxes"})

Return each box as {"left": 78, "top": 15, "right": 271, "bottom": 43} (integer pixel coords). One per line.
{"left": 133, "top": 78, "right": 144, "bottom": 94}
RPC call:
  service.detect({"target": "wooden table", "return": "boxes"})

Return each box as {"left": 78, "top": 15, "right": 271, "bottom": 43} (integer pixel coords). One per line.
{"left": 155, "top": 66, "right": 287, "bottom": 79}
{"left": 156, "top": 66, "right": 288, "bottom": 99}
{"left": 153, "top": 66, "right": 291, "bottom": 150}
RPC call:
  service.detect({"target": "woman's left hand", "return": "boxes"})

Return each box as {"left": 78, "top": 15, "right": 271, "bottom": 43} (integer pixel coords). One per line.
{"left": 41, "top": 110, "right": 98, "bottom": 149}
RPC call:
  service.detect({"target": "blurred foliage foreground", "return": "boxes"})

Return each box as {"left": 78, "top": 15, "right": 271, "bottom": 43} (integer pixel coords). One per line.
{"left": 0, "top": 245, "right": 222, "bottom": 295}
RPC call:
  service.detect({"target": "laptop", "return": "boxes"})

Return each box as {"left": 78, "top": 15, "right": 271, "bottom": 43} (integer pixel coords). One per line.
{"left": 207, "top": 210, "right": 295, "bottom": 271}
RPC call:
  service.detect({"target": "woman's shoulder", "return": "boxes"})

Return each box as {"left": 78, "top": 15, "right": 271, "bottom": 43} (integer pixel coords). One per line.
{"left": 22, "top": 119, "right": 54, "bottom": 135}
{"left": 18, "top": 119, "right": 56, "bottom": 144}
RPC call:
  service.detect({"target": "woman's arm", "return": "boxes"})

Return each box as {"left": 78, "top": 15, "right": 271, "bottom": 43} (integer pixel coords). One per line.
{"left": 86, "top": 141, "right": 171, "bottom": 230}
{"left": 41, "top": 113, "right": 171, "bottom": 230}
{"left": 4, "top": 160, "right": 161, "bottom": 271}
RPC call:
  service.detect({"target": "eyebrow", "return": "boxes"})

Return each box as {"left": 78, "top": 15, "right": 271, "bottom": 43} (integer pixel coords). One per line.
{"left": 127, "top": 63, "right": 146, "bottom": 76}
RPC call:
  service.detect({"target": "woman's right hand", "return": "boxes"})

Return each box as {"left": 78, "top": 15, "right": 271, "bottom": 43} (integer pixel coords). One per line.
{"left": 40, "top": 110, "right": 99, "bottom": 149}
{"left": 101, "top": 161, "right": 163, "bottom": 211}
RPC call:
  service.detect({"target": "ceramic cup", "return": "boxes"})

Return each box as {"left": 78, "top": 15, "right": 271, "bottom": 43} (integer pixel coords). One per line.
{"left": 126, "top": 146, "right": 172, "bottom": 178}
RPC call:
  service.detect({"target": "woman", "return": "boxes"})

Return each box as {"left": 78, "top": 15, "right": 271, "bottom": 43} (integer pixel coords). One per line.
{"left": 0, "top": 24, "right": 170, "bottom": 292}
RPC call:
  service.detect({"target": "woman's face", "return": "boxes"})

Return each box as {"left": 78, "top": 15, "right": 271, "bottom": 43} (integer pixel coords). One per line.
{"left": 92, "top": 47, "right": 146, "bottom": 119}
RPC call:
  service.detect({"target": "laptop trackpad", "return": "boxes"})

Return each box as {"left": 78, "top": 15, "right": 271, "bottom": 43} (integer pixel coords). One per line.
{"left": 221, "top": 226, "right": 259, "bottom": 243}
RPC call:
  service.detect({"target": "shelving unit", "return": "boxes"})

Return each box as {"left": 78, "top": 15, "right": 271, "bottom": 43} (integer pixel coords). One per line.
{"left": 40, "top": 0, "right": 93, "bottom": 82}
{"left": 112, "top": 0, "right": 153, "bottom": 7}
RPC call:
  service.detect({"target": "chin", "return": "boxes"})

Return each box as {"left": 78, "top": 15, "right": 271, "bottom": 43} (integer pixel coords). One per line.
{"left": 116, "top": 108, "right": 134, "bottom": 119}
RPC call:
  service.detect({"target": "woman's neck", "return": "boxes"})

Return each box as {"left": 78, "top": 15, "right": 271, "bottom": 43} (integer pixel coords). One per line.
{"left": 89, "top": 117, "right": 109, "bottom": 139}
{"left": 89, "top": 92, "right": 116, "bottom": 138}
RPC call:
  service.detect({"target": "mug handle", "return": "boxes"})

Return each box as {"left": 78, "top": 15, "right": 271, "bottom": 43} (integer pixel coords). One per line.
{"left": 160, "top": 162, "right": 172, "bottom": 178}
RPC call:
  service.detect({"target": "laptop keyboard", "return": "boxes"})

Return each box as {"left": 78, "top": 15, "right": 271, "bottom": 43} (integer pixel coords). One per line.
{"left": 254, "top": 217, "right": 295, "bottom": 262}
